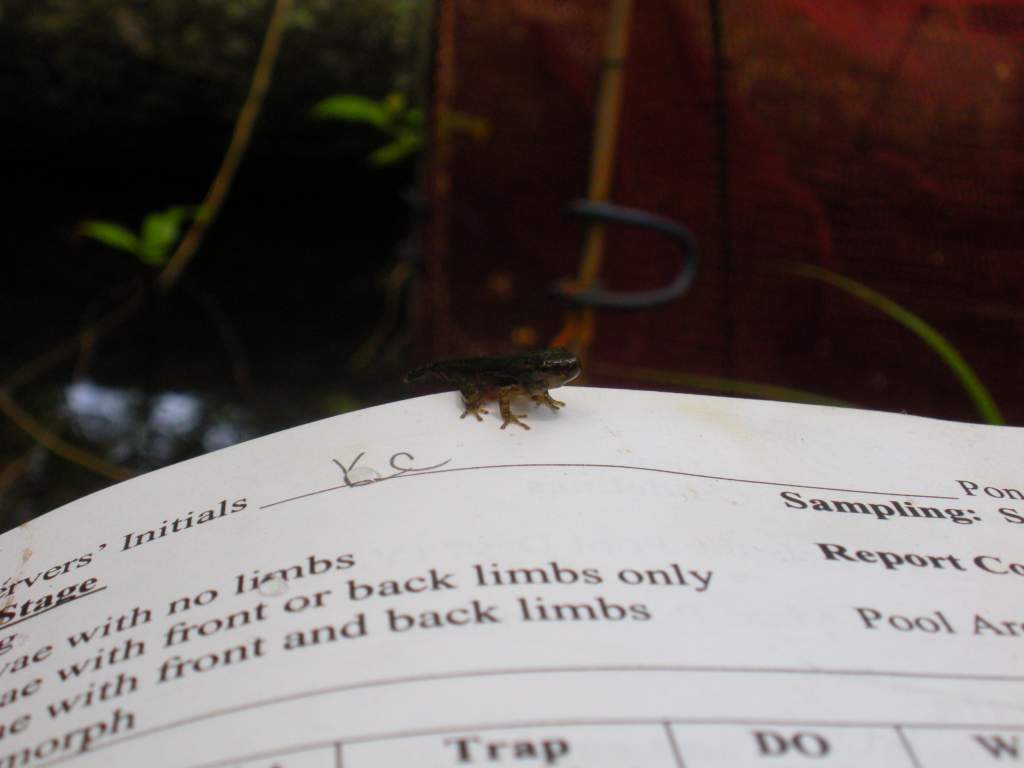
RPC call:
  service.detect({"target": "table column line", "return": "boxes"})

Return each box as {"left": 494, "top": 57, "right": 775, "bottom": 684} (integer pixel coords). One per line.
{"left": 663, "top": 722, "right": 686, "bottom": 768}
{"left": 895, "top": 726, "right": 922, "bottom": 768}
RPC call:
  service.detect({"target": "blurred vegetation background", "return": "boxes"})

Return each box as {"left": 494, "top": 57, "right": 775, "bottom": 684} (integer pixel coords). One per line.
{"left": 2, "top": 0, "right": 1022, "bottom": 530}
{"left": 1, "top": 0, "right": 429, "bottom": 524}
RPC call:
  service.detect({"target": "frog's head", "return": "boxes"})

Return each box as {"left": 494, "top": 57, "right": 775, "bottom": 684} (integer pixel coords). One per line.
{"left": 537, "top": 347, "right": 582, "bottom": 388}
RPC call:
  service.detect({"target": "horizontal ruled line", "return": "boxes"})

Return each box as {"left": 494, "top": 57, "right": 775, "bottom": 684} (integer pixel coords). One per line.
{"left": 260, "top": 462, "right": 957, "bottom": 510}
{"left": 38, "top": 664, "right": 1023, "bottom": 767}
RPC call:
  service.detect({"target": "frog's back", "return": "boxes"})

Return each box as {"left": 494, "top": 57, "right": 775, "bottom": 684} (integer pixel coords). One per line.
{"left": 404, "top": 352, "right": 542, "bottom": 387}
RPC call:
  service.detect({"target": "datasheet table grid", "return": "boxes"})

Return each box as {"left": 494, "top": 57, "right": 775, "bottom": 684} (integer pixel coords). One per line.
{"left": 201, "top": 717, "right": 1024, "bottom": 767}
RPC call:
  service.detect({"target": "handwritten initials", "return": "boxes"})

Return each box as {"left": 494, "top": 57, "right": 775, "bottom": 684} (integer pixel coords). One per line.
{"left": 332, "top": 451, "right": 451, "bottom": 488}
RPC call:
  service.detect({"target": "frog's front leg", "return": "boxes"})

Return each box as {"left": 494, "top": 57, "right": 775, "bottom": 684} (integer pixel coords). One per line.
{"left": 531, "top": 390, "right": 565, "bottom": 411}
{"left": 459, "top": 386, "right": 489, "bottom": 422}
{"left": 498, "top": 387, "right": 530, "bottom": 430}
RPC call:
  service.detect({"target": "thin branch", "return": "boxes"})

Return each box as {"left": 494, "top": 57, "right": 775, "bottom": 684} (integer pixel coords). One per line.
{"left": 2, "top": 0, "right": 291, "bottom": 396}
{"left": 0, "top": 452, "right": 32, "bottom": 501}
{"left": 552, "top": 0, "right": 633, "bottom": 366}
{"left": 183, "top": 279, "right": 258, "bottom": 403}
{"left": 157, "top": 0, "right": 294, "bottom": 292}
{"left": 0, "top": 1, "right": 293, "bottom": 486}
{"left": 1, "top": 288, "right": 145, "bottom": 394}
{"left": 578, "top": 0, "right": 633, "bottom": 287}
{"left": 0, "top": 393, "right": 133, "bottom": 482}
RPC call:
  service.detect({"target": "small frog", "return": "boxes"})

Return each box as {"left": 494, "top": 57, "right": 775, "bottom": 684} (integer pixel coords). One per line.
{"left": 405, "top": 348, "right": 581, "bottom": 430}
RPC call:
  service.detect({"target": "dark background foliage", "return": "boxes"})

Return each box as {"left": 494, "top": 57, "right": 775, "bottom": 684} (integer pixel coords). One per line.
{"left": 1, "top": 1, "right": 427, "bottom": 524}
{"left": 2, "top": 0, "right": 1022, "bottom": 531}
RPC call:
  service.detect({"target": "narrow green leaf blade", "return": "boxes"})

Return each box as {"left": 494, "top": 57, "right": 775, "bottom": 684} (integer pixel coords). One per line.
{"left": 368, "top": 133, "right": 422, "bottom": 166}
{"left": 311, "top": 95, "right": 389, "bottom": 128}
{"left": 78, "top": 221, "right": 141, "bottom": 255}
{"left": 786, "top": 262, "right": 1004, "bottom": 424}
{"left": 590, "top": 362, "right": 851, "bottom": 407}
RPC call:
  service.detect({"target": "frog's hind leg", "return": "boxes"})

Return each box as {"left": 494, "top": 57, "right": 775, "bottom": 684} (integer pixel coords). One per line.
{"left": 531, "top": 390, "right": 566, "bottom": 411}
{"left": 460, "top": 387, "right": 489, "bottom": 422}
{"left": 498, "top": 387, "right": 530, "bottom": 430}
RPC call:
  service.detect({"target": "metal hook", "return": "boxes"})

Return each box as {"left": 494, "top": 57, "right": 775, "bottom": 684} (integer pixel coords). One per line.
{"left": 551, "top": 200, "right": 699, "bottom": 309}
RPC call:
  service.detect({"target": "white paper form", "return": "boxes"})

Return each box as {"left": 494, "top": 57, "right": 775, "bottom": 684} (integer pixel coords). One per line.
{"left": 0, "top": 387, "right": 1021, "bottom": 767}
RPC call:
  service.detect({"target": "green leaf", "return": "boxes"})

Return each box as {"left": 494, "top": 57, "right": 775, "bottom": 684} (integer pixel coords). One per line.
{"left": 78, "top": 221, "right": 141, "bottom": 255}
{"left": 311, "top": 95, "right": 390, "bottom": 129}
{"left": 786, "top": 263, "right": 1004, "bottom": 425}
{"left": 382, "top": 91, "right": 407, "bottom": 117}
{"left": 139, "top": 206, "right": 194, "bottom": 266}
{"left": 287, "top": 7, "right": 316, "bottom": 29}
{"left": 368, "top": 132, "right": 423, "bottom": 166}
{"left": 402, "top": 107, "right": 425, "bottom": 128}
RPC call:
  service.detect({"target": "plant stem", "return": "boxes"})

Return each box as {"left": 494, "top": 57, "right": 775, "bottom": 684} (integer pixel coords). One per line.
{"left": 591, "top": 362, "right": 850, "bottom": 407}
{"left": 0, "top": 0, "right": 294, "bottom": 483}
{"left": 558, "top": 0, "right": 633, "bottom": 366}
{"left": 157, "top": 0, "right": 294, "bottom": 292}
{"left": 787, "top": 262, "right": 1003, "bottom": 425}
{"left": 0, "top": 393, "right": 133, "bottom": 482}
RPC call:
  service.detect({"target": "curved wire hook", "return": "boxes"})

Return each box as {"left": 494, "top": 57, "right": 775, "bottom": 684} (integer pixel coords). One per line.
{"left": 551, "top": 200, "right": 699, "bottom": 309}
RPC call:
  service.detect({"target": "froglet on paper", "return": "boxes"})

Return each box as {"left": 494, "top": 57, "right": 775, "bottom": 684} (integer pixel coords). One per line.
{"left": 404, "top": 348, "right": 582, "bottom": 430}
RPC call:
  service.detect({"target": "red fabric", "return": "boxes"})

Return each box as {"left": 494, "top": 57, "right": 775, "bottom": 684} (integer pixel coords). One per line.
{"left": 420, "top": 0, "right": 1024, "bottom": 423}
